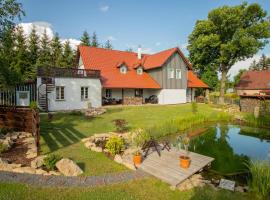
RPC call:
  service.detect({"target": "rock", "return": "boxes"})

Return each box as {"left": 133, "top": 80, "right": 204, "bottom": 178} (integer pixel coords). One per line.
{"left": 48, "top": 171, "right": 61, "bottom": 176}
{"left": 122, "top": 154, "right": 136, "bottom": 170}
{"left": 235, "top": 186, "right": 245, "bottom": 193}
{"left": 31, "top": 155, "right": 46, "bottom": 169}
{"left": 85, "top": 141, "right": 95, "bottom": 149}
{"left": 23, "top": 137, "right": 35, "bottom": 144}
{"left": 35, "top": 169, "right": 47, "bottom": 175}
{"left": 177, "top": 174, "right": 205, "bottom": 191}
{"left": 0, "top": 164, "right": 13, "bottom": 172}
{"left": 13, "top": 167, "right": 36, "bottom": 174}
{"left": 26, "top": 151, "right": 38, "bottom": 159}
{"left": 90, "top": 146, "right": 102, "bottom": 152}
{"left": 56, "top": 158, "right": 83, "bottom": 176}
{"left": 123, "top": 147, "right": 139, "bottom": 156}
{"left": 85, "top": 107, "right": 106, "bottom": 118}
{"left": 0, "top": 158, "right": 8, "bottom": 164}
{"left": 93, "top": 133, "right": 111, "bottom": 139}
{"left": 114, "top": 154, "right": 123, "bottom": 164}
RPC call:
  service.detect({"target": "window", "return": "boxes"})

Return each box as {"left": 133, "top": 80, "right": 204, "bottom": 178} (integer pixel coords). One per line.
{"left": 137, "top": 67, "right": 143, "bottom": 75}
{"left": 135, "top": 89, "right": 143, "bottom": 97}
{"left": 176, "top": 69, "right": 181, "bottom": 79}
{"left": 105, "top": 89, "right": 112, "bottom": 98}
{"left": 120, "top": 66, "right": 127, "bottom": 74}
{"left": 168, "top": 68, "right": 174, "bottom": 79}
{"left": 81, "top": 87, "right": 89, "bottom": 100}
{"left": 56, "top": 86, "right": 65, "bottom": 100}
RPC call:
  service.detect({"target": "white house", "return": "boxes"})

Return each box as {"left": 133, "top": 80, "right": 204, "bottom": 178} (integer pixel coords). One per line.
{"left": 36, "top": 46, "right": 208, "bottom": 111}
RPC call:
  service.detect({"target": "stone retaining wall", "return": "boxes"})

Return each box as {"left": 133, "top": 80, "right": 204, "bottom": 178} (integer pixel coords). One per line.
{"left": 240, "top": 97, "right": 270, "bottom": 114}
{"left": 0, "top": 106, "right": 40, "bottom": 148}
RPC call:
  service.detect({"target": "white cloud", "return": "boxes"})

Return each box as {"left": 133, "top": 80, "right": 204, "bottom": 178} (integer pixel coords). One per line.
{"left": 17, "top": 21, "right": 80, "bottom": 50}
{"left": 18, "top": 21, "right": 54, "bottom": 39}
{"left": 100, "top": 5, "right": 109, "bottom": 12}
{"left": 61, "top": 38, "right": 81, "bottom": 50}
{"left": 106, "top": 36, "right": 116, "bottom": 41}
{"left": 155, "top": 42, "right": 161, "bottom": 46}
{"left": 141, "top": 48, "right": 153, "bottom": 54}
{"left": 180, "top": 43, "right": 188, "bottom": 51}
{"left": 228, "top": 54, "right": 267, "bottom": 79}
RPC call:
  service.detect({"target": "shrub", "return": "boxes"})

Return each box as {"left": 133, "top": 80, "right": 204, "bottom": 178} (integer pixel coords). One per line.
{"left": 131, "top": 128, "right": 150, "bottom": 147}
{"left": 112, "top": 119, "right": 128, "bottom": 133}
{"left": 0, "top": 142, "right": 8, "bottom": 153}
{"left": 29, "top": 101, "right": 38, "bottom": 110}
{"left": 0, "top": 127, "right": 13, "bottom": 135}
{"left": 105, "top": 136, "right": 125, "bottom": 156}
{"left": 43, "top": 154, "right": 62, "bottom": 171}
{"left": 191, "top": 102, "right": 198, "bottom": 113}
{"left": 248, "top": 160, "right": 270, "bottom": 199}
{"left": 69, "top": 110, "right": 83, "bottom": 116}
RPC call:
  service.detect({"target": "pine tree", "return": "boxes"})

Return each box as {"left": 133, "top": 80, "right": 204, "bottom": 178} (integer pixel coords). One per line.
{"left": 60, "top": 41, "right": 74, "bottom": 68}
{"left": 36, "top": 30, "right": 51, "bottom": 68}
{"left": 80, "top": 31, "right": 91, "bottom": 46}
{"left": 91, "top": 32, "right": 99, "bottom": 47}
{"left": 259, "top": 54, "right": 268, "bottom": 70}
{"left": 11, "top": 26, "right": 32, "bottom": 81}
{"left": 0, "top": 27, "right": 20, "bottom": 88}
{"left": 249, "top": 60, "right": 257, "bottom": 71}
{"left": 104, "top": 40, "right": 113, "bottom": 49}
{"left": 51, "top": 33, "right": 63, "bottom": 67}
{"left": 28, "top": 25, "right": 39, "bottom": 74}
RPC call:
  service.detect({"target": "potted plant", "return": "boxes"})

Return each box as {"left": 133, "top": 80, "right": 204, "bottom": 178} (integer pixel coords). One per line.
{"left": 178, "top": 136, "right": 191, "bottom": 169}
{"left": 133, "top": 150, "right": 142, "bottom": 166}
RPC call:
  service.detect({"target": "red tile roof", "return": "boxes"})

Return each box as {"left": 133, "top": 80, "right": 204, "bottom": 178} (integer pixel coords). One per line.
{"left": 78, "top": 46, "right": 204, "bottom": 89}
{"left": 236, "top": 70, "right": 270, "bottom": 90}
{"left": 187, "top": 71, "right": 209, "bottom": 88}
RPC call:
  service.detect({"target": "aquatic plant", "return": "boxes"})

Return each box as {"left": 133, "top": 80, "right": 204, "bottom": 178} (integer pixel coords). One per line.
{"left": 247, "top": 160, "right": 270, "bottom": 199}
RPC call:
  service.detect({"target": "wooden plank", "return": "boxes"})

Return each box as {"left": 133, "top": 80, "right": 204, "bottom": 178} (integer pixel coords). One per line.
{"left": 139, "top": 148, "right": 214, "bottom": 186}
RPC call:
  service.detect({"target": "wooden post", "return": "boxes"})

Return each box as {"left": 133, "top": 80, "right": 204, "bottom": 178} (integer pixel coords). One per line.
{"left": 122, "top": 89, "right": 124, "bottom": 105}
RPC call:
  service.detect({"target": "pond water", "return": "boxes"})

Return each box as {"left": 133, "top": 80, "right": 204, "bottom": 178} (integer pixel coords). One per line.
{"left": 173, "top": 124, "right": 270, "bottom": 175}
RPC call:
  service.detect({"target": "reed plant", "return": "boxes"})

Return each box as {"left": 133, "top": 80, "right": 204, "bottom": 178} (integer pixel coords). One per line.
{"left": 247, "top": 160, "right": 270, "bottom": 199}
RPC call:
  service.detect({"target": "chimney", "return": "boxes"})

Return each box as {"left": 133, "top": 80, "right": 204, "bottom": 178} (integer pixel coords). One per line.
{"left": 137, "top": 45, "right": 142, "bottom": 59}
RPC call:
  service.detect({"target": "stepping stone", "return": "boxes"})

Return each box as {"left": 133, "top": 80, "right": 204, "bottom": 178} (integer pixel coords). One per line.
{"left": 218, "top": 179, "right": 235, "bottom": 191}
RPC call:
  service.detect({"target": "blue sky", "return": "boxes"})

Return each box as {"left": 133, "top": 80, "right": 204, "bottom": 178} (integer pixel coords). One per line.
{"left": 18, "top": 0, "right": 270, "bottom": 77}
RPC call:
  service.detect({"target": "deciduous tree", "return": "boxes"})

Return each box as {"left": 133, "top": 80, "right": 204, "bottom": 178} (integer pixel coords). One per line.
{"left": 188, "top": 3, "right": 270, "bottom": 104}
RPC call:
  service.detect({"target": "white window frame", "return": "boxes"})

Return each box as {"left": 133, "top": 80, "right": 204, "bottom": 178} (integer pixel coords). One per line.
{"left": 105, "top": 89, "right": 112, "bottom": 98}
{"left": 168, "top": 68, "right": 174, "bottom": 79}
{"left": 56, "top": 86, "right": 65, "bottom": 101}
{"left": 120, "top": 66, "right": 127, "bottom": 74}
{"left": 137, "top": 67, "right": 143, "bottom": 75}
{"left": 176, "top": 69, "right": 182, "bottom": 79}
{"left": 81, "top": 87, "right": 89, "bottom": 101}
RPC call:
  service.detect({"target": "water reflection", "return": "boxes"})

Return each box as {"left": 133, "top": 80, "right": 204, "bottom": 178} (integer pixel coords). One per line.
{"left": 184, "top": 124, "right": 270, "bottom": 175}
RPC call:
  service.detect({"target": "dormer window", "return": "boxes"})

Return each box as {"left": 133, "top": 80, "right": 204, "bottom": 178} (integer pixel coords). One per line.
{"left": 137, "top": 67, "right": 143, "bottom": 75}
{"left": 120, "top": 66, "right": 127, "bottom": 74}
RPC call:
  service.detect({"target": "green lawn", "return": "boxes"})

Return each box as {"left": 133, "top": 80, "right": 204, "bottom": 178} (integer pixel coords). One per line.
{"left": 39, "top": 104, "right": 220, "bottom": 176}
{"left": 0, "top": 178, "right": 253, "bottom": 200}
{"left": 0, "top": 104, "right": 255, "bottom": 199}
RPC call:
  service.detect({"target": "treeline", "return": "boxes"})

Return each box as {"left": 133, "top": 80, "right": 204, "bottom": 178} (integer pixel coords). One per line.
{"left": 0, "top": 26, "right": 113, "bottom": 87}
{"left": 249, "top": 54, "right": 270, "bottom": 71}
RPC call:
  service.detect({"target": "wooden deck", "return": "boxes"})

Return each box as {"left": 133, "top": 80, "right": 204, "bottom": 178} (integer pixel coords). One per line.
{"left": 138, "top": 147, "right": 214, "bottom": 186}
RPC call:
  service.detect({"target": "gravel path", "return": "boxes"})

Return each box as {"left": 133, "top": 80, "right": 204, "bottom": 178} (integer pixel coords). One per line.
{"left": 0, "top": 170, "right": 149, "bottom": 187}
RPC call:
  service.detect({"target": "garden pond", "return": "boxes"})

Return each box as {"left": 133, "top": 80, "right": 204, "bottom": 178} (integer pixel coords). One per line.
{"left": 170, "top": 124, "right": 270, "bottom": 178}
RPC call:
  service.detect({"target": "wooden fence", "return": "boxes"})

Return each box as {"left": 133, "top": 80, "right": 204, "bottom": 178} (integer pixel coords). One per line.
{"left": 0, "top": 82, "right": 36, "bottom": 106}
{"left": 0, "top": 106, "right": 40, "bottom": 148}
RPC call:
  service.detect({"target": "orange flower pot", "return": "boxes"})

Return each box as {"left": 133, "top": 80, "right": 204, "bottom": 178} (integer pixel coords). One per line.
{"left": 179, "top": 155, "right": 191, "bottom": 169}
{"left": 133, "top": 155, "right": 142, "bottom": 166}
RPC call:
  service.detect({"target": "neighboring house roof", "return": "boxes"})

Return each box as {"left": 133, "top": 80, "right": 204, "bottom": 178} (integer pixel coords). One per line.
{"left": 187, "top": 71, "right": 209, "bottom": 88}
{"left": 78, "top": 46, "right": 204, "bottom": 89}
{"left": 236, "top": 70, "right": 270, "bottom": 90}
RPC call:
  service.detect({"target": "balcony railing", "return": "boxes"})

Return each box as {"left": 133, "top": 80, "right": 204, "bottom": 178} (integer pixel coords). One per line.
{"left": 37, "top": 67, "right": 100, "bottom": 79}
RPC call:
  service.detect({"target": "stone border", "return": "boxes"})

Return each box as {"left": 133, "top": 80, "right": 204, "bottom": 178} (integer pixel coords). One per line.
{"left": 0, "top": 170, "right": 149, "bottom": 187}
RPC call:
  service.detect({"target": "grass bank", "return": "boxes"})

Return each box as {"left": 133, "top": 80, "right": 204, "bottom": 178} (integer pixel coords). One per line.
{"left": 0, "top": 178, "right": 253, "bottom": 200}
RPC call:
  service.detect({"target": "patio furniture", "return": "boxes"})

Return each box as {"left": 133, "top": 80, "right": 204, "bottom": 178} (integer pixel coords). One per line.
{"left": 142, "top": 138, "right": 161, "bottom": 158}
